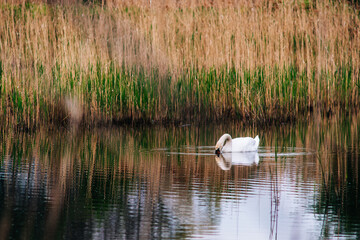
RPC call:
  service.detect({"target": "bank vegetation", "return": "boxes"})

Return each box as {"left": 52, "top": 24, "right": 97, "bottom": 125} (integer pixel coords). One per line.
{"left": 0, "top": 0, "right": 359, "bottom": 128}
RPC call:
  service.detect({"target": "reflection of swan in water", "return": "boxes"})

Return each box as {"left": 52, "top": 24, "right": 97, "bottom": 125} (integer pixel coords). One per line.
{"left": 215, "top": 134, "right": 259, "bottom": 154}
{"left": 215, "top": 152, "right": 260, "bottom": 170}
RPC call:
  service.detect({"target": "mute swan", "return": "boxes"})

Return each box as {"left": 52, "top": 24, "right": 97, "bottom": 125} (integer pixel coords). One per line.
{"left": 215, "top": 134, "right": 259, "bottom": 153}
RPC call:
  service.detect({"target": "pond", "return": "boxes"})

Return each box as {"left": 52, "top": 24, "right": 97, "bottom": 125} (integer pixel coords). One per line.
{"left": 0, "top": 114, "right": 360, "bottom": 239}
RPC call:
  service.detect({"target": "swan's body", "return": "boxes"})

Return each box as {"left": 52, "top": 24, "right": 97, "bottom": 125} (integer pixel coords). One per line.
{"left": 215, "top": 134, "right": 259, "bottom": 153}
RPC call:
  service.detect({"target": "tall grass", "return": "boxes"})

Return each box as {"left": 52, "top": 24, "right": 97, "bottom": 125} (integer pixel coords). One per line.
{"left": 0, "top": 1, "right": 359, "bottom": 128}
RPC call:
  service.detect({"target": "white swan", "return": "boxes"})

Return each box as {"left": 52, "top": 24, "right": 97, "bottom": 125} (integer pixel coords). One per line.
{"left": 215, "top": 134, "right": 259, "bottom": 153}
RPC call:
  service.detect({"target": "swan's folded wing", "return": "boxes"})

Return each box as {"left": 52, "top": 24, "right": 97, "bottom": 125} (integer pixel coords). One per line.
{"left": 231, "top": 137, "right": 259, "bottom": 152}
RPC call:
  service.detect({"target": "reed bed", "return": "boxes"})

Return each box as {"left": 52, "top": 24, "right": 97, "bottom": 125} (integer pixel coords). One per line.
{"left": 0, "top": 1, "right": 359, "bottom": 128}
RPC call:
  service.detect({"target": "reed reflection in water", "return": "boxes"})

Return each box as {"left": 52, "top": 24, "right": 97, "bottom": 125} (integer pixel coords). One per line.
{"left": 0, "top": 114, "right": 360, "bottom": 239}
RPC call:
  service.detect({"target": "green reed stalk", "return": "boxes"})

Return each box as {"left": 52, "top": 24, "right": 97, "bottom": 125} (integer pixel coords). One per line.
{"left": 0, "top": 2, "right": 359, "bottom": 129}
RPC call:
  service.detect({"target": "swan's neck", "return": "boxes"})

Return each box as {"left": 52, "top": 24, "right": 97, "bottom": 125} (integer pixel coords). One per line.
{"left": 217, "top": 134, "right": 232, "bottom": 151}
{"left": 221, "top": 134, "right": 232, "bottom": 143}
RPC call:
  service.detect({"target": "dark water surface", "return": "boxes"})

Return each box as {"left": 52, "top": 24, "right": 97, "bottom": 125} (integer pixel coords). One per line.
{"left": 1, "top": 115, "right": 360, "bottom": 239}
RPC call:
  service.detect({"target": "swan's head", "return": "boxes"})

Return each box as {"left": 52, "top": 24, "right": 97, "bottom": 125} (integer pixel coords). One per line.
{"left": 215, "top": 148, "right": 221, "bottom": 155}
{"left": 215, "top": 134, "right": 232, "bottom": 154}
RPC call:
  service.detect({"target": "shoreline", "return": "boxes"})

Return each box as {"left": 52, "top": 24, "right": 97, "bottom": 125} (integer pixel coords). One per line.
{"left": 4, "top": 106, "right": 358, "bottom": 133}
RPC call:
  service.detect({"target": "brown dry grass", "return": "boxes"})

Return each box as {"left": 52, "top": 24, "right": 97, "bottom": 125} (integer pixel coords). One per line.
{"left": 0, "top": 0, "right": 359, "bottom": 128}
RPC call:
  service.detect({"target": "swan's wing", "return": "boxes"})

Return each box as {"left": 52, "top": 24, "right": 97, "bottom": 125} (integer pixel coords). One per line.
{"left": 232, "top": 137, "right": 259, "bottom": 152}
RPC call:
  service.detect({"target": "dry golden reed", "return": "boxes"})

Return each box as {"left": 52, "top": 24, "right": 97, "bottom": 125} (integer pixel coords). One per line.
{"left": 0, "top": 0, "right": 359, "bottom": 128}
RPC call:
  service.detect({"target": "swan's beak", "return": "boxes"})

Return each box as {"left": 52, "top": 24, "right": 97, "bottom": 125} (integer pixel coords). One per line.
{"left": 215, "top": 148, "right": 221, "bottom": 155}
